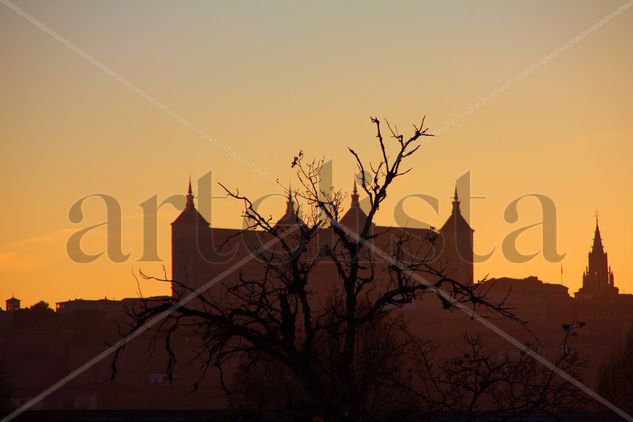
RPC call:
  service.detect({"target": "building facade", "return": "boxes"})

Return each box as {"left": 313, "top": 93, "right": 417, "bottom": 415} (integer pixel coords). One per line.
{"left": 170, "top": 180, "right": 475, "bottom": 297}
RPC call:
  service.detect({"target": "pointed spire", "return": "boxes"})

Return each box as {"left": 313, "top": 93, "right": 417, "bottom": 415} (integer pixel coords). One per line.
{"left": 590, "top": 212, "right": 605, "bottom": 256}
{"left": 351, "top": 178, "right": 359, "bottom": 208}
{"left": 275, "top": 183, "right": 305, "bottom": 229}
{"left": 452, "top": 185, "right": 461, "bottom": 214}
{"left": 285, "top": 183, "right": 295, "bottom": 214}
{"left": 185, "top": 176, "right": 194, "bottom": 208}
{"left": 578, "top": 212, "right": 618, "bottom": 297}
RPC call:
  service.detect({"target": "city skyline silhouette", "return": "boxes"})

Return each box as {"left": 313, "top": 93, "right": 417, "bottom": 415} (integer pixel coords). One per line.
{"left": 2, "top": 144, "right": 633, "bottom": 420}
{"left": 1, "top": 1, "right": 632, "bottom": 420}
{"left": 1, "top": 1, "right": 632, "bottom": 308}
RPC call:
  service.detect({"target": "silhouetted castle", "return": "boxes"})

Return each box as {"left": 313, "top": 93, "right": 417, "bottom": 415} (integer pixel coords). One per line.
{"left": 171, "top": 180, "right": 474, "bottom": 296}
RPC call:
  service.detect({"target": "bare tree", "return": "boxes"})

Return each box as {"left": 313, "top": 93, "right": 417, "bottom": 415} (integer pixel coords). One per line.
{"left": 114, "top": 117, "right": 520, "bottom": 419}
{"left": 229, "top": 308, "right": 418, "bottom": 417}
{"left": 407, "top": 322, "right": 587, "bottom": 420}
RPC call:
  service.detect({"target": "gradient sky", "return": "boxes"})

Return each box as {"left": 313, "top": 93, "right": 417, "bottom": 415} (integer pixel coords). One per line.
{"left": 1, "top": 0, "right": 632, "bottom": 307}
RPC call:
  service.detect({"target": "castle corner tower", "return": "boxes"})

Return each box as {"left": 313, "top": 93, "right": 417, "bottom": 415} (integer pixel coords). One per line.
{"left": 171, "top": 179, "right": 212, "bottom": 297}
{"left": 439, "top": 186, "right": 474, "bottom": 285}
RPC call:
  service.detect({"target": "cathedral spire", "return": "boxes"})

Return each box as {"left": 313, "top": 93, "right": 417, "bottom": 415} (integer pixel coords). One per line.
{"left": 576, "top": 214, "right": 618, "bottom": 298}
{"left": 592, "top": 213, "right": 604, "bottom": 254}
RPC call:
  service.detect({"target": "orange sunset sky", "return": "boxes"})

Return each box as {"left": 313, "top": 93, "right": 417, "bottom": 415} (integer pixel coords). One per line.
{"left": 1, "top": 0, "right": 632, "bottom": 307}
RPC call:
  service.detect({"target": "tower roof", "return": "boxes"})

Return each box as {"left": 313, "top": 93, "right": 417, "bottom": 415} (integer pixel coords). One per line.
{"left": 275, "top": 186, "right": 305, "bottom": 229}
{"left": 339, "top": 178, "right": 373, "bottom": 234}
{"left": 172, "top": 178, "right": 210, "bottom": 227}
{"left": 440, "top": 185, "right": 472, "bottom": 232}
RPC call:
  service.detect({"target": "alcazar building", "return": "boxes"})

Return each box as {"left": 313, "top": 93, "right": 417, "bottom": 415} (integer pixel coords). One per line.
{"left": 171, "top": 180, "right": 474, "bottom": 297}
